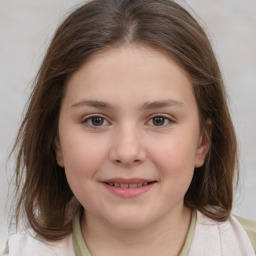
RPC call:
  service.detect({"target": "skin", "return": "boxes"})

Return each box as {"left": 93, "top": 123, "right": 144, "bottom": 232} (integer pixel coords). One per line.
{"left": 55, "top": 45, "right": 210, "bottom": 255}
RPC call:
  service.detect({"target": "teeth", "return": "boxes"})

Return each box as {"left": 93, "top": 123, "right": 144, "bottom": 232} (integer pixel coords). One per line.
{"left": 120, "top": 183, "right": 129, "bottom": 188}
{"left": 108, "top": 182, "right": 151, "bottom": 187}
{"left": 129, "top": 184, "right": 138, "bottom": 188}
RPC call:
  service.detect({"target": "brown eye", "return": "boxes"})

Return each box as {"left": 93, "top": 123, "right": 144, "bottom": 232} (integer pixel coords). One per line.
{"left": 152, "top": 116, "right": 166, "bottom": 126}
{"left": 91, "top": 116, "right": 104, "bottom": 126}
{"left": 83, "top": 116, "right": 109, "bottom": 127}
{"left": 148, "top": 115, "right": 173, "bottom": 127}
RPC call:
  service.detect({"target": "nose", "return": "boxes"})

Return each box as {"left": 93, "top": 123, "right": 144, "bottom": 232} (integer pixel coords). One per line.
{"left": 109, "top": 124, "right": 147, "bottom": 166}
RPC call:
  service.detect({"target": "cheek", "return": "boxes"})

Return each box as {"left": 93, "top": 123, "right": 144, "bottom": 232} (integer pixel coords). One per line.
{"left": 61, "top": 135, "right": 107, "bottom": 208}
{"left": 155, "top": 138, "right": 197, "bottom": 167}
{"left": 149, "top": 132, "right": 198, "bottom": 181}
{"left": 60, "top": 132, "right": 108, "bottom": 183}
{"left": 153, "top": 139, "right": 196, "bottom": 201}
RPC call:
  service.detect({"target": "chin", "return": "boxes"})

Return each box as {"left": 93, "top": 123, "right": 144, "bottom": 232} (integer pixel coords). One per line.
{"left": 104, "top": 212, "right": 155, "bottom": 231}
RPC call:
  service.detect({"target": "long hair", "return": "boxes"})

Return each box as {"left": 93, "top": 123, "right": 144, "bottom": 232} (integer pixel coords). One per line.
{"left": 12, "top": 0, "right": 238, "bottom": 240}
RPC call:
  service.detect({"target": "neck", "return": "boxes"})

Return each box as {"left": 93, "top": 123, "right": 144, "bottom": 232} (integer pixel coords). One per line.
{"left": 81, "top": 206, "right": 192, "bottom": 256}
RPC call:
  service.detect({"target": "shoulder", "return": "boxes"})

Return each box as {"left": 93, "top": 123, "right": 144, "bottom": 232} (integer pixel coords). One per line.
{"left": 2, "top": 230, "right": 75, "bottom": 256}
{"left": 235, "top": 215, "right": 256, "bottom": 252}
{"left": 188, "top": 211, "right": 255, "bottom": 256}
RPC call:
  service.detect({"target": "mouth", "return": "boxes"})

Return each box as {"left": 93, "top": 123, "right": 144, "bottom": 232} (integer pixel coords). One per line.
{"left": 103, "top": 181, "right": 156, "bottom": 188}
{"left": 101, "top": 178, "right": 157, "bottom": 198}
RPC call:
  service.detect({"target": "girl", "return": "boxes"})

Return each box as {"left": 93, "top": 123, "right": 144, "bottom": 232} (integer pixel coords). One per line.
{"left": 2, "top": 0, "right": 255, "bottom": 255}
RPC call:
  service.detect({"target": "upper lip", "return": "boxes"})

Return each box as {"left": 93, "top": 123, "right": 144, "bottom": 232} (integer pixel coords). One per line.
{"left": 102, "top": 178, "right": 156, "bottom": 184}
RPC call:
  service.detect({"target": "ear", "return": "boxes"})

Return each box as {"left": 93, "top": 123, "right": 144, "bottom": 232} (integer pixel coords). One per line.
{"left": 195, "top": 119, "right": 212, "bottom": 168}
{"left": 54, "top": 137, "right": 64, "bottom": 167}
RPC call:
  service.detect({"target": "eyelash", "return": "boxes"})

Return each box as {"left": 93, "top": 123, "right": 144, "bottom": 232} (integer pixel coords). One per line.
{"left": 148, "top": 113, "right": 174, "bottom": 127}
{"left": 82, "top": 115, "right": 110, "bottom": 127}
{"left": 81, "top": 114, "right": 174, "bottom": 128}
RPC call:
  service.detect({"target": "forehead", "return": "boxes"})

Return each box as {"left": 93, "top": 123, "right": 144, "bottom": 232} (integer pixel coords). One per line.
{"left": 63, "top": 45, "right": 196, "bottom": 110}
{"left": 76, "top": 45, "right": 190, "bottom": 83}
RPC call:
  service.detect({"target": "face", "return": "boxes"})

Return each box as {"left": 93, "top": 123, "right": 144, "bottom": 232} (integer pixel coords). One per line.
{"left": 55, "top": 45, "right": 210, "bottom": 230}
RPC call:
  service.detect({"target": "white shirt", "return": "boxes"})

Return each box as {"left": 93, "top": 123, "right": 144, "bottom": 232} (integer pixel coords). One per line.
{"left": 2, "top": 211, "right": 255, "bottom": 256}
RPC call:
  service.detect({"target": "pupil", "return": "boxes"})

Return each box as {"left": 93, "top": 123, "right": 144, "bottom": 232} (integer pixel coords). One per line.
{"left": 153, "top": 117, "right": 165, "bottom": 126}
{"left": 92, "top": 117, "right": 104, "bottom": 126}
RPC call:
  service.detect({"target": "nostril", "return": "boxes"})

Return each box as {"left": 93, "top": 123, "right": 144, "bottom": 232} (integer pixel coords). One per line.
{"left": 109, "top": 145, "right": 147, "bottom": 166}
{"left": 114, "top": 158, "right": 142, "bottom": 166}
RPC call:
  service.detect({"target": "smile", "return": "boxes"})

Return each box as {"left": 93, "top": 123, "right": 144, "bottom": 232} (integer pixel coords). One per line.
{"left": 105, "top": 182, "right": 153, "bottom": 188}
{"left": 102, "top": 178, "right": 157, "bottom": 198}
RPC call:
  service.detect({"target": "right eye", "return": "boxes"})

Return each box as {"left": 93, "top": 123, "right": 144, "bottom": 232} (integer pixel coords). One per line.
{"left": 82, "top": 115, "right": 110, "bottom": 127}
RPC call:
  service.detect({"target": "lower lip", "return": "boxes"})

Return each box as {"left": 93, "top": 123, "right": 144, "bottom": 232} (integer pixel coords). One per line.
{"left": 102, "top": 183, "right": 155, "bottom": 198}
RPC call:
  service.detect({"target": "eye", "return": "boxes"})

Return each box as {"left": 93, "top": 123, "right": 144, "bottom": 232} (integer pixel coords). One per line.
{"left": 82, "top": 115, "right": 109, "bottom": 127}
{"left": 148, "top": 114, "right": 173, "bottom": 127}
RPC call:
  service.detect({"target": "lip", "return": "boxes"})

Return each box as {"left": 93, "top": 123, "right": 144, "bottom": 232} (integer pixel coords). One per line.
{"left": 103, "top": 178, "right": 154, "bottom": 184}
{"left": 101, "top": 178, "right": 157, "bottom": 198}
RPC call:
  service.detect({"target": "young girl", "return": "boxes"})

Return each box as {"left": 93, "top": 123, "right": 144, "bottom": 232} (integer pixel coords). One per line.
{"left": 2, "top": 0, "right": 255, "bottom": 255}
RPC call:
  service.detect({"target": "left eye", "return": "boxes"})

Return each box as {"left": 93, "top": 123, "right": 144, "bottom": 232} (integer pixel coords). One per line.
{"left": 148, "top": 116, "right": 172, "bottom": 126}
{"left": 82, "top": 116, "right": 109, "bottom": 127}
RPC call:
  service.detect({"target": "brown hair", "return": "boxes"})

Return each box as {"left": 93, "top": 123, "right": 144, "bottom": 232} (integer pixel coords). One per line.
{"left": 12, "top": 0, "right": 238, "bottom": 240}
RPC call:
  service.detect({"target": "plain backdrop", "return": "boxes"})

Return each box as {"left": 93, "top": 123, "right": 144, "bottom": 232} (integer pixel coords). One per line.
{"left": 0, "top": 0, "right": 255, "bottom": 249}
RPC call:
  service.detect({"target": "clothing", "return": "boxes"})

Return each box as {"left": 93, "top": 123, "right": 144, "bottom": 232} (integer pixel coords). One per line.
{"left": 71, "top": 210, "right": 196, "bottom": 256}
{"left": 189, "top": 212, "right": 255, "bottom": 256}
{"left": 2, "top": 211, "right": 255, "bottom": 256}
{"left": 235, "top": 215, "right": 256, "bottom": 251}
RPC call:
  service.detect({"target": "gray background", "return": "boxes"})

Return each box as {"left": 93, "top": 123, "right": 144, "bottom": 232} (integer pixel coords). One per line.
{"left": 0, "top": 0, "right": 255, "bottom": 249}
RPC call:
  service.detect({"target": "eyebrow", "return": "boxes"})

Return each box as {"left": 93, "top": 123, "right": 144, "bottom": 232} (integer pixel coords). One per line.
{"left": 71, "top": 99, "right": 184, "bottom": 110}
{"left": 71, "top": 99, "right": 113, "bottom": 109}
{"left": 139, "top": 99, "right": 184, "bottom": 110}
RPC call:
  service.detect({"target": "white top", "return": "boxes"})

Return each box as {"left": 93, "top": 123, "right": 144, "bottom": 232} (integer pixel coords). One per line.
{"left": 3, "top": 232, "right": 75, "bottom": 256}
{"left": 189, "top": 211, "right": 255, "bottom": 255}
{"left": 1, "top": 211, "right": 255, "bottom": 256}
